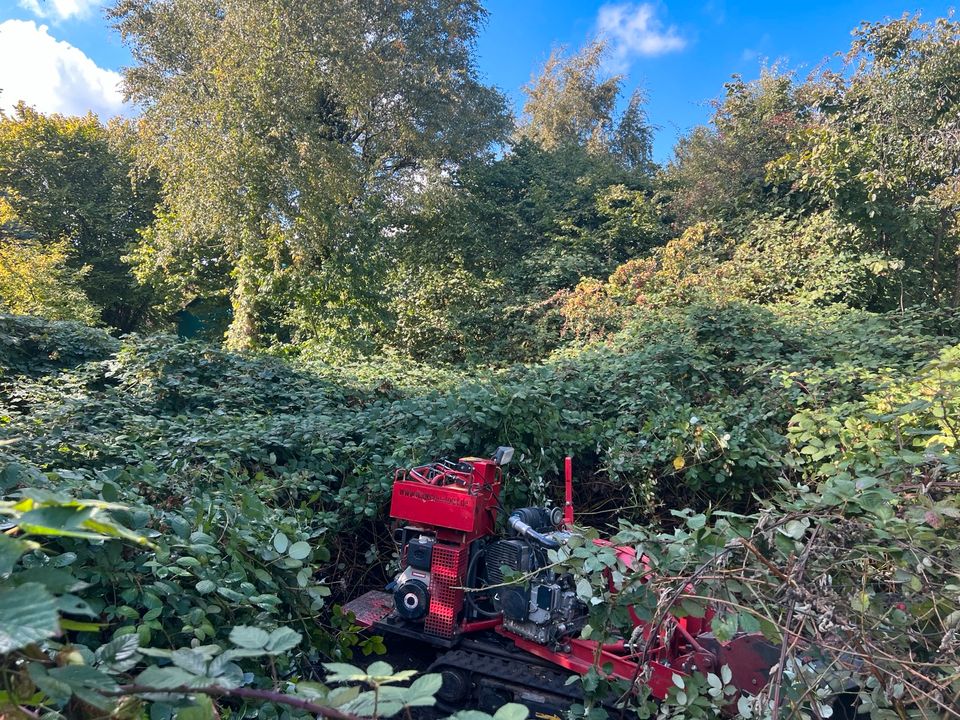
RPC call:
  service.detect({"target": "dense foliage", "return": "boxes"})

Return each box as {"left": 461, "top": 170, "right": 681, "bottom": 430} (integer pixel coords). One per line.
{"left": 111, "top": 0, "right": 511, "bottom": 349}
{"left": 2, "top": 5, "right": 960, "bottom": 719}
{"left": 2, "top": 300, "right": 959, "bottom": 716}
{"left": 0, "top": 105, "right": 159, "bottom": 330}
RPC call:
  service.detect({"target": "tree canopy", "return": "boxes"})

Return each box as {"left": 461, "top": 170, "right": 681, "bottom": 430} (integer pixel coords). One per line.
{"left": 517, "top": 40, "right": 654, "bottom": 171}
{"left": 0, "top": 104, "right": 158, "bottom": 329}
{"left": 111, "top": 0, "right": 511, "bottom": 348}
{"left": 2, "top": 10, "right": 960, "bottom": 719}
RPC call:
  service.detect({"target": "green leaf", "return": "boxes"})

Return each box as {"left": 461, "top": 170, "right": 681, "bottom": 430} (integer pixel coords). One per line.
{"left": 296, "top": 567, "right": 311, "bottom": 587}
{"left": 29, "top": 662, "right": 73, "bottom": 704}
{"left": 51, "top": 551, "right": 78, "bottom": 567}
{"left": 0, "top": 581, "right": 59, "bottom": 653}
{"left": 230, "top": 625, "right": 270, "bottom": 650}
{"left": 711, "top": 613, "right": 737, "bottom": 643}
{"left": 367, "top": 660, "right": 395, "bottom": 677}
{"left": 322, "top": 662, "right": 366, "bottom": 683}
{"left": 19, "top": 505, "right": 93, "bottom": 533}
{"left": 265, "top": 627, "right": 301, "bottom": 654}
{"left": 737, "top": 611, "right": 761, "bottom": 634}
{"left": 779, "top": 518, "right": 810, "bottom": 540}
{"left": 759, "top": 617, "right": 781, "bottom": 644}
{"left": 273, "top": 532, "right": 289, "bottom": 554}
{"left": 207, "top": 656, "right": 244, "bottom": 688}
{"left": 448, "top": 712, "right": 495, "bottom": 720}
{"left": 195, "top": 579, "right": 216, "bottom": 594}
{"left": 177, "top": 696, "right": 216, "bottom": 720}
{"left": 15, "top": 566, "right": 82, "bottom": 593}
{"left": 288, "top": 540, "right": 311, "bottom": 560}
{"left": 96, "top": 634, "right": 140, "bottom": 667}
{"left": 170, "top": 648, "right": 208, "bottom": 676}
{"left": 57, "top": 593, "right": 95, "bottom": 617}
{"left": 136, "top": 665, "right": 198, "bottom": 689}
{"left": 295, "top": 681, "right": 329, "bottom": 702}
{"left": 326, "top": 685, "right": 361, "bottom": 706}
{"left": 47, "top": 665, "right": 119, "bottom": 710}
{"left": 575, "top": 577, "right": 593, "bottom": 600}
{"left": 344, "top": 688, "right": 406, "bottom": 717}
{"left": 493, "top": 703, "right": 529, "bottom": 720}
{"left": 407, "top": 673, "right": 442, "bottom": 700}
{"left": 101, "top": 481, "right": 120, "bottom": 503}
{"left": 679, "top": 597, "right": 706, "bottom": 618}
{"left": 216, "top": 587, "right": 245, "bottom": 602}
{"left": 0, "top": 534, "right": 35, "bottom": 576}
{"left": 60, "top": 619, "right": 103, "bottom": 631}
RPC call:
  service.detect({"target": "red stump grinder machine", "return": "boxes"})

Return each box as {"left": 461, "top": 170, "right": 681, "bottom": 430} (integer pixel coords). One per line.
{"left": 343, "top": 448, "right": 781, "bottom": 716}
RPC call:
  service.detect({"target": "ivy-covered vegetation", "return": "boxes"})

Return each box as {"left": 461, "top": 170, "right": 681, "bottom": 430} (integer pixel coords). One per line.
{"left": 1, "top": 3, "right": 959, "bottom": 719}
{"left": 2, "top": 301, "right": 959, "bottom": 717}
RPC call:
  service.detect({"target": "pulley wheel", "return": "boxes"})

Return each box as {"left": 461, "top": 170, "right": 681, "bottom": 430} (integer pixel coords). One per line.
{"left": 437, "top": 667, "right": 470, "bottom": 704}
{"left": 393, "top": 579, "right": 430, "bottom": 620}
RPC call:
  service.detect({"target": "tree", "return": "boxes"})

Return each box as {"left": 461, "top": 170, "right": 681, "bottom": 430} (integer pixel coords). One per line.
{"left": 377, "top": 39, "right": 662, "bottom": 362}
{"left": 772, "top": 14, "right": 960, "bottom": 308}
{"left": 387, "top": 140, "right": 666, "bottom": 361}
{"left": 112, "top": 0, "right": 511, "bottom": 349}
{"left": 517, "top": 40, "right": 654, "bottom": 170}
{"left": 611, "top": 89, "right": 655, "bottom": 174}
{"left": 0, "top": 104, "right": 159, "bottom": 330}
{"left": 662, "top": 67, "right": 805, "bottom": 229}
{"left": 0, "top": 199, "right": 100, "bottom": 323}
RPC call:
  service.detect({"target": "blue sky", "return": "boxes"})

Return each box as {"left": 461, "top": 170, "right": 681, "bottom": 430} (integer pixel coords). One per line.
{"left": 0, "top": 0, "right": 955, "bottom": 161}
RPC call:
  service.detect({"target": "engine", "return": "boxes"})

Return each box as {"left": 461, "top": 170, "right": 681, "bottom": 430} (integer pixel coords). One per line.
{"left": 482, "top": 508, "right": 587, "bottom": 647}
{"left": 393, "top": 535, "right": 435, "bottom": 620}
{"left": 387, "top": 501, "right": 587, "bottom": 648}
{"left": 344, "top": 451, "right": 784, "bottom": 715}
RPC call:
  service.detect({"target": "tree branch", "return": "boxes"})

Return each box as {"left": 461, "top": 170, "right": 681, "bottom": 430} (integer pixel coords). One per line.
{"left": 115, "top": 684, "right": 363, "bottom": 720}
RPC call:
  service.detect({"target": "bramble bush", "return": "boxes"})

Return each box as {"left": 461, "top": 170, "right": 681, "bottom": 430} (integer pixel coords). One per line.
{"left": 557, "top": 339, "right": 960, "bottom": 719}
{"left": 1, "top": 304, "right": 958, "bottom": 717}
{"left": 0, "top": 465, "right": 531, "bottom": 720}
{"left": 557, "top": 212, "right": 902, "bottom": 343}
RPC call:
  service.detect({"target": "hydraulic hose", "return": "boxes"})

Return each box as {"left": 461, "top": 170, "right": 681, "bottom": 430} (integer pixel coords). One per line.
{"left": 508, "top": 510, "right": 561, "bottom": 549}
{"left": 464, "top": 546, "right": 500, "bottom": 617}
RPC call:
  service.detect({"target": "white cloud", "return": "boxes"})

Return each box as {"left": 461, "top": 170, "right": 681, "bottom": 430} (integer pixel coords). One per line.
{"left": 18, "top": 0, "right": 102, "bottom": 22}
{"left": 0, "top": 20, "right": 126, "bottom": 118}
{"left": 596, "top": 3, "right": 687, "bottom": 70}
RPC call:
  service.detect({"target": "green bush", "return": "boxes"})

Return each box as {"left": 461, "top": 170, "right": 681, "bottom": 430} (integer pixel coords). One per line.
{"left": 4, "top": 303, "right": 956, "bottom": 524}
{"left": 561, "top": 338, "right": 960, "bottom": 719}
{"left": 1, "top": 308, "right": 957, "bottom": 717}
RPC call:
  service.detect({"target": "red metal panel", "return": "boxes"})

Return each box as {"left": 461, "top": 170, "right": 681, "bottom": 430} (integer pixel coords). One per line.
{"left": 424, "top": 543, "right": 468, "bottom": 638}
{"left": 341, "top": 590, "right": 394, "bottom": 628}
{"left": 389, "top": 458, "right": 501, "bottom": 536}
{"left": 390, "top": 481, "right": 481, "bottom": 532}
{"left": 499, "top": 629, "right": 685, "bottom": 701}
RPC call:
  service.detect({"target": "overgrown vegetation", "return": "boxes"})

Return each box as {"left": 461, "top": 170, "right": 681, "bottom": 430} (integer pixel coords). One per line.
{"left": 2, "top": 301, "right": 959, "bottom": 716}
{"left": 1, "top": 4, "right": 959, "bottom": 719}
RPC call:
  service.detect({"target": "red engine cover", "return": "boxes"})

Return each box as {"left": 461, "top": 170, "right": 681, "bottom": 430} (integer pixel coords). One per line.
{"left": 389, "top": 458, "right": 500, "bottom": 538}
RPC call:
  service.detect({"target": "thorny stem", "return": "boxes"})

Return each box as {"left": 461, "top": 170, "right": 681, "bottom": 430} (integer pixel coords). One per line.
{"left": 771, "top": 525, "right": 818, "bottom": 720}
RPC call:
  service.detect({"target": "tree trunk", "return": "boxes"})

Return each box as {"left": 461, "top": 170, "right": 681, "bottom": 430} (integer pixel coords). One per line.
{"left": 226, "top": 254, "right": 259, "bottom": 350}
{"left": 953, "top": 239, "right": 960, "bottom": 308}
{"left": 932, "top": 213, "right": 944, "bottom": 302}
